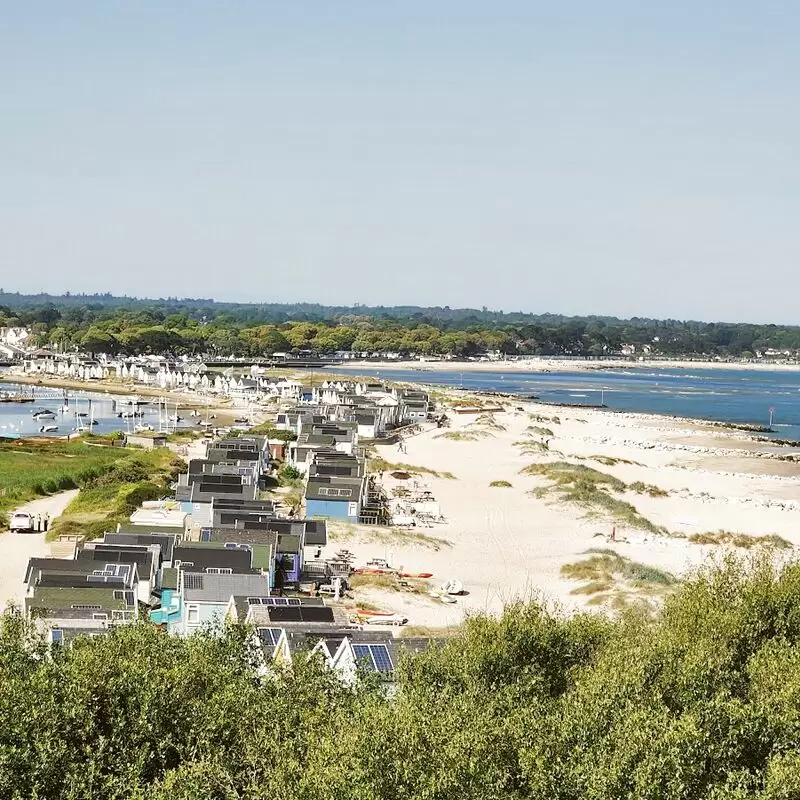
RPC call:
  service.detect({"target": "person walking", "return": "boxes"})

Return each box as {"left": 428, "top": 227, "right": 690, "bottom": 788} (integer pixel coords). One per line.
{"left": 44, "top": 513, "right": 50, "bottom": 532}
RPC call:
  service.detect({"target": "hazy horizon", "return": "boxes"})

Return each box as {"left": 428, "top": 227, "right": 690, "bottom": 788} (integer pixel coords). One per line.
{"left": 2, "top": 3, "right": 799, "bottom": 323}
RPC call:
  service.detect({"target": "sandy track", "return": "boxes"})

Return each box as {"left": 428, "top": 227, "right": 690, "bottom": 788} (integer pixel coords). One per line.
{"left": 0, "top": 489, "right": 79, "bottom": 611}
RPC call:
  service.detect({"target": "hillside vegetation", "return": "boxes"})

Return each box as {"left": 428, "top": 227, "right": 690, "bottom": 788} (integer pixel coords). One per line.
{"left": 2, "top": 292, "right": 799, "bottom": 358}
{"left": 3, "top": 556, "right": 800, "bottom": 797}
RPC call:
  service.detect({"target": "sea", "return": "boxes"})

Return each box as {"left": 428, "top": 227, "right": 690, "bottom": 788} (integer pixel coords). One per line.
{"left": 0, "top": 381, "right": 191, "bottom": 439}
{"left": 326, "top": 365, "right": 800, "bottom": 442}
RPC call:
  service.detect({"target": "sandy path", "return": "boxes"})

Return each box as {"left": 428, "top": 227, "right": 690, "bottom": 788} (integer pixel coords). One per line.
{"left": 0, "top": 489, "right": 79, "bottom": 611}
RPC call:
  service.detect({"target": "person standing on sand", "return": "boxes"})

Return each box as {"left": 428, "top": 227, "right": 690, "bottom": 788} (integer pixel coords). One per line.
{"left": 35, "top": 514, "right": 41, "bottom": 532}
{"left": 44, "top": 513, "right": 50, "bottom": 532}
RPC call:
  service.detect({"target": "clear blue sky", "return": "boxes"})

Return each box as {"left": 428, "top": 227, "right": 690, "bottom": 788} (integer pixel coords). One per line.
{"left": 1, "top": 2, "right": 798, "bottom": 322}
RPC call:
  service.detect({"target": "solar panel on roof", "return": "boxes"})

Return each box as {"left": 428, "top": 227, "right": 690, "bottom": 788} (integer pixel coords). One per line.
{"left": 269, "top": 607, "right": 302, "bottom": 622}
{"left": 300, "top": 607, "right": 334, "bottom": 623}
{"left": 353, "top": 643, "right": 393, "bottom": 673}
{"left": 256, "top": 627, "right": 284, "bottom": 647}
{"left": 183, "top": 573, "right": 204, "bottom": 590}
{"left": 369, "top": 644, "right": 393, "bottom": 672}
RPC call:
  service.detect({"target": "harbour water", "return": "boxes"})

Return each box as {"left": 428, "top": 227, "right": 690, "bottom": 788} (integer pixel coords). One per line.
{"left": 329, "top": 366, "right": 800, "bottom": 441}
{"left": 0, "top": 382, "right": 190, "bottom": 439}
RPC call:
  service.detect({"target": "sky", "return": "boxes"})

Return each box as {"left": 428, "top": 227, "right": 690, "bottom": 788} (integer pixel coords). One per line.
{"left": 1, "top": 1, "right": 799, "bottom": 323}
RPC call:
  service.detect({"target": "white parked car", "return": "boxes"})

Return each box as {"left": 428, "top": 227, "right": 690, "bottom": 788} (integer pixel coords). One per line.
{"left": 9, "top": 512, "right": 34, "bottom": 533}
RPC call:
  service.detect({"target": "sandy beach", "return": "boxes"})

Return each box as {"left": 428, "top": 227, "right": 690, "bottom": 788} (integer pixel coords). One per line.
{"left": 337, "top": 397, "right": 800, "bottom": 629}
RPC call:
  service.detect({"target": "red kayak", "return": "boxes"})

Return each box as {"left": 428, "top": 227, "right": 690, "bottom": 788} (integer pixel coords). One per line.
{"left": 352, "top": 567, "right": 395, "bottom": 575}
{"left": 356, "top": 608, "right": 392, "bottom": 616}
{"left": 400, "top": 572, "right": 433, "bottom": 579}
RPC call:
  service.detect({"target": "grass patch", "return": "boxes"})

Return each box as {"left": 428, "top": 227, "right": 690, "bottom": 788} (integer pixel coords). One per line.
{"left": 47, "top": 448, "right": 185, "bottom": 541}
{"left": 628, "top": 481, "right": 669, "bottom": 498}
{"left": 513, "top": 439, "right": 550, "bottom": 454}
{"left": 688, "top": 531, "right": 793, "bottom": 549}
{"left": 435, "top": 430, "right": 493, "bottom": 441}
{"left": 328, "top": 520, "right": 451, "bottom": 551}
{"left": 472, "top": 414, "right": 507, "bottom": 432}
{"left": 526, "top": 425, "right": 555, "bottom": 438}
{"left": 350, "top": 573, "right": 398, "bottom": 591}
{"left": 0, "top": 437, "right": 169, "bottom": 530}
{"left": 522, "top": 462, "right": 664, "bottom": 534}
{"left": 562, "top": 551, "right": 676, "bottom": 599}
{"left": 569, "top": 580, "right": 614, "bottom": 596}
{"left": 520, "top": 462, "right": 627, "bottom": 492}
{"left": 367, "top": 455, "right": 456, "bottom": 480}
{"left": 529, "top": 414, "right": 560, "bottom": 425}
{"left": 589, "top": 455, "right": 642, "bottom": 467}
{"left": 489, "top": 480, "right": 513, "bottom": 488}
{"left": 399, "top": 625, "right": 462, "bottom": 638}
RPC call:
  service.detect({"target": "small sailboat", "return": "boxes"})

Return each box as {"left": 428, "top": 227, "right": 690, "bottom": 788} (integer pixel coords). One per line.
{"left": 32, "top": 410, "right": 57, "bottom": 420}
{"left": 39, "top": 424, "right": 59, "bottom": 433}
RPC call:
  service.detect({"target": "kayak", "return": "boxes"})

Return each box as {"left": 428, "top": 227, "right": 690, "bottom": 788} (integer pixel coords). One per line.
{"left": 400, "top": 572, "right": 433, "bottom": 579}
{"left": 352, "top": 567, "right": 396, "bottom": 576}
{"left": 356, "top": 608, "right": 392, "bottom": 616}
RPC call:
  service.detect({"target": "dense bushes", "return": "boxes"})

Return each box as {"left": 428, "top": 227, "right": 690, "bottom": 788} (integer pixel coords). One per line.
{"left": 3, "top": 556, "right": 800, "bottom": 797}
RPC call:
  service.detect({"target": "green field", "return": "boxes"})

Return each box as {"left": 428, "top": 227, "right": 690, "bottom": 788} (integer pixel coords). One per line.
{"left": 0, "top": 438, "right": 184, "bottom": 533}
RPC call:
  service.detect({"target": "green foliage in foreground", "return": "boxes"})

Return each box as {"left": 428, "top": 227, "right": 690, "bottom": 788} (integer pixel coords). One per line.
{"left": 3, "top": 557, "right": 800, "bottom": 797}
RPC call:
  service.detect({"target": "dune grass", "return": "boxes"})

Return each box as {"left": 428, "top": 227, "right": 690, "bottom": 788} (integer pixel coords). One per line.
{"left": 522, "top": 462, "right": 665, "bottom": 534}
{"left": 435, "top": 430, "right": 493, "bottom": 442}
{"left": 473, "top": 414, "right": 507, "bottom": 432}
{"left": 562, "top": 550, "right": 677, "bottom": 599}
{"left": 349, "top": 573, "right": 398, "bottom": 591}
{"left": 688, "top": 531, "right": 792, "bottom": 549}
{"left": 589, "top": 454, "right": 643, "bottom": 467}
{"left": 514, "top": 439, "right": 550, "bottom": 454}
{"left": 529, "top": 413, "right": 561, "bottom": 425}
{"left": 489, "top": 480, "right": 513, "bottom": 488}
{"left": 328, "top": 520, "right": 452, "bottom": 551}
{"left": 367, "top": 455, "right": 456, "bottom": 480}
{"left": 628, "top": 481, "right": 670, "bottom": 498}
{"left": 526, "top": 425, "right": 555, "bottom": 438}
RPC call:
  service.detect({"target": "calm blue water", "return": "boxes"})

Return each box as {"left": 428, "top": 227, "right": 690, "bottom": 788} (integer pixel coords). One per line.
{"left": 0, "top": 382, "right": 191, "bottom": 439}
{"left": 328, "top": 366, "right": 800, "bottom": 442}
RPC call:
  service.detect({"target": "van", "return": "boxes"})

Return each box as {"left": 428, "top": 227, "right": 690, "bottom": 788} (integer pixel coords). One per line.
{"left": 9, "top": 512, "right": 34, "bottom": 533}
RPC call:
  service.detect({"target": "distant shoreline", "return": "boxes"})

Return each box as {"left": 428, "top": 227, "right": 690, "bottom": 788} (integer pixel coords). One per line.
{"left": 329, "top": 358, "right": 800, "bottom": 374}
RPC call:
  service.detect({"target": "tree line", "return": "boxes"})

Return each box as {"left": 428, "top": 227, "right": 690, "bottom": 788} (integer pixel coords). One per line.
{"left": 2, "top": 556, "right": 800, "bottom": 798}
{"left": 1, "top": 295, "right": 798, "bottom": 357}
